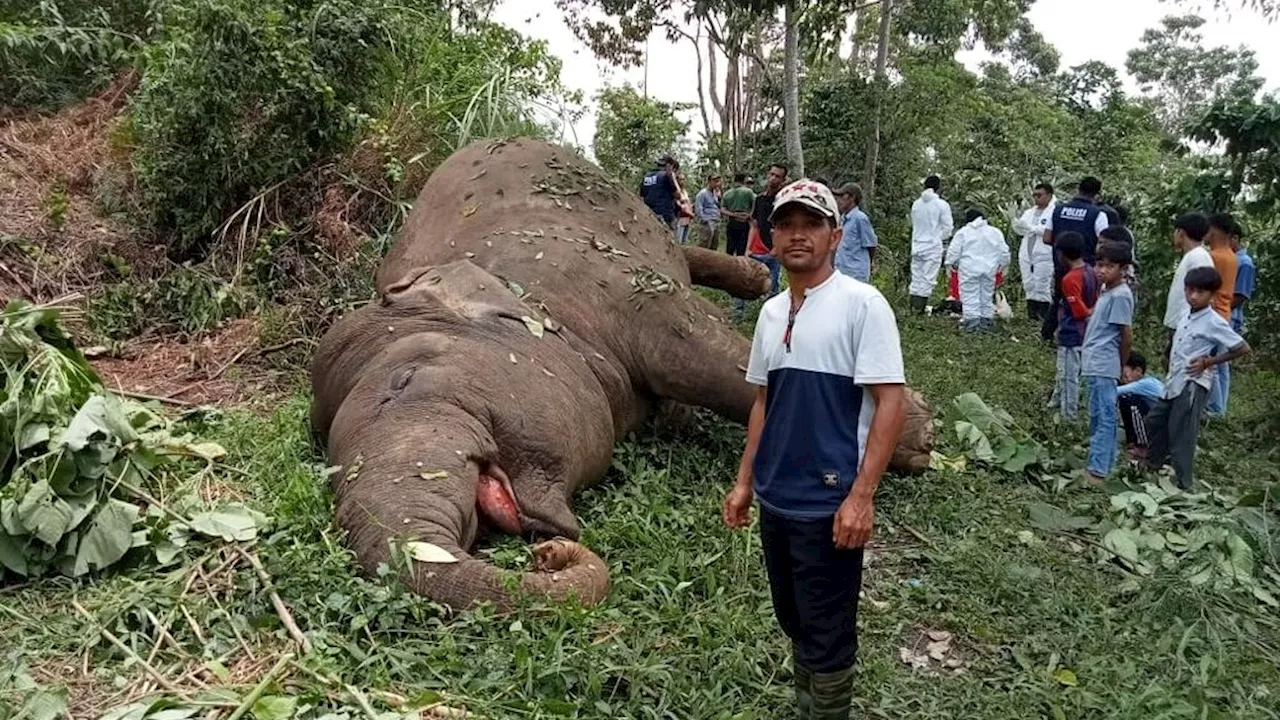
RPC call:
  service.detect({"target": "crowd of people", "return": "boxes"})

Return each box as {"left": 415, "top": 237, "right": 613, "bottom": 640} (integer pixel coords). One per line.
{"left": 636, "top": 158, "right": 1263, "bottom": 720}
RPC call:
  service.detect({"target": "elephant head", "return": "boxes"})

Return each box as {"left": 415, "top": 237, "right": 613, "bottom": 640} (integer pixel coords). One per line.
{"left": 312, "top": 261, "right": 630, "bottom": 610}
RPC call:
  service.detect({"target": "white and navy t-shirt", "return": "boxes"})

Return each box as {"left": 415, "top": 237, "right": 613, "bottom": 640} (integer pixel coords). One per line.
{"left": 746, "top": 272, "right": 906, "bottom": 520}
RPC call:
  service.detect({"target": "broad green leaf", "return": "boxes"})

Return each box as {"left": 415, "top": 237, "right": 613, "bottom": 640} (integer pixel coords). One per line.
{"left": 0, "top": 530, "right": 29, "bottom": 576}
{"left": 1225, "top": 533, "right": 1255, "bottom": 580}
{"left": 17, "top": 422, "right": 49, "bottom": 450}
{"left": 187, "top": 504, "right": 269, "bottom": 542}
{"left": 1001, "top": 442, "right": 1040, "bottom": 472}
{"left": 251, "top": 695, "right": 297, "bottom": 720}
{"left": 73, "top": 499, "right": 140, "bottom": 575}
{"left": 1111, "top": 492, "right": 1160, "bottom": 518}
{"left": 1102, "top": 528, "right": 1141, "bottom": 565}
{"left": 60, "top": 394, "right": 137, "bottom": 451}
{"left": 18, "top": 687, "right": 69, "bottom": 720}
{"left": 17, "top": 479, "right": 74, "bottom": 545}
{"left": 1052, "top": 668, "right": 1079, "bottom": 687}
{"left": 186, "top": 442, "right": 227, "bottom": 462}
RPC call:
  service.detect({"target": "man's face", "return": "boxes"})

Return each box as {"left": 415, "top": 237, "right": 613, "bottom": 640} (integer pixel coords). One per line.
{"left": 836, "top": 191, "right": 855, "bottom": 214}
{"left": 1095, "top": 258, "right": 1124, "bottom": 286}
{"left": 1121, "top": 365, "right": 1142, "bottom": 384}
{"left": 1173, "top": 229, "right": 1188, "bottom": 251}
{"left": 1185, "top": 285, "right": 1213, "bottom": 311}
{"left": 772, "top": 205, "right": 840, "bottom": 273}
{"left": 1032, "top": 188, "right": 1050, "bottom": 209}
{"left": 766, "top": 166, "right": 787, "bottom": 191}
{"left": 1230, "top": 235, "right": 1241, "bottom": 252}
{"left": 710, "top": 177, "right": 722, "bottom": 191}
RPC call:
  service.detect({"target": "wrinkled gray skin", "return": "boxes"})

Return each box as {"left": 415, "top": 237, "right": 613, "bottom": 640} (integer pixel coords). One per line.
{"left": 310, "top": 138, "right": 776, "bottom": 611}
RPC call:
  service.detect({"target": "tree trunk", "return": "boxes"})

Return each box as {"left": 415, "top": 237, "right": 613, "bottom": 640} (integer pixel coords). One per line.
{"left": 862, "top": 0, "right": 893, "bottom": 206}
{"left": 691, "top": 23, "right": 713, "bottom": 142}
{"left": 846, "top": 8, "right": 861, "bottom": 71}
{"left": 783, "top": 0, "right": 804, "bottom": 178}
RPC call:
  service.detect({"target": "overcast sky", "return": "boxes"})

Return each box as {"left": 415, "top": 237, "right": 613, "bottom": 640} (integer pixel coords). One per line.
{"left": 491, "top": 0, "right": 1280, "bottom": 155}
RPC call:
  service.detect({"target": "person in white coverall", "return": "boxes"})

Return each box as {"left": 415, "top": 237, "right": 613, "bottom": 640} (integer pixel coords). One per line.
{"left": 1013, "top": 182, "right": 1057, "bottom": 322}
{"left": 946, "top": 208, "right": 1010, "bottom": 331}
{"left": 909, "top": 175, "right": 954, "bottom": 314}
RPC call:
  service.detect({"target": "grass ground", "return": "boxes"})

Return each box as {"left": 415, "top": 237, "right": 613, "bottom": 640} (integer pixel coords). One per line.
{"left": 3, "top": 291, "right": 1279, "bottom": 719}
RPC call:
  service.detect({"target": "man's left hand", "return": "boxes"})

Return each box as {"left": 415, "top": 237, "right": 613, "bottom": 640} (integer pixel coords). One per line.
{"left": 833, "top": 493, "right": 874, "bottom": 549}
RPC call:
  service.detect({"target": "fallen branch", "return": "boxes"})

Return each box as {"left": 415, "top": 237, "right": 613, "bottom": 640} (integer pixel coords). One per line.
{"left": 113, "top": 388, "right": 196, "bottom": 406}
{"left": 225, "top": 653, "right": 293, "bottom": 720}
{"left": 236, "top": 547, "right": 313, "bottom": 655}
{"left": 257, "top": 337, "right": 317, "bottom": 355}
{"left": 72, "top": 599, "right": 186, "bottom": 696}
{"left": 208, "top": 345, "right": 253, "bottom": 382}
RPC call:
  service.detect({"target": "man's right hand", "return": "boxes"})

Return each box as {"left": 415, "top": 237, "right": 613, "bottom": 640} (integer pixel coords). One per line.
{"left": 723, "top": 481, "right": 753, "bottom": 528}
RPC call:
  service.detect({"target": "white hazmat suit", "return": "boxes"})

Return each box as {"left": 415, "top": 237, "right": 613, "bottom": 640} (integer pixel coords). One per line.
{"left": 1013, "top": 201, "right": 1056, "bottom": 304}
{"left": 909, "top": 189, "right": 954, "bottom": 299}
{"left": 946, "top": 216, "right": 1010, "bottom": 323}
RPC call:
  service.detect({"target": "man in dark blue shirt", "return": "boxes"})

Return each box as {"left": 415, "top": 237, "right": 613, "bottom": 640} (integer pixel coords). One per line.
{"left": 640, "top": 155, "right": 679, "bottom": 233}
{"left": 1041, "top": 176, "right": 1109, "bottom": 342}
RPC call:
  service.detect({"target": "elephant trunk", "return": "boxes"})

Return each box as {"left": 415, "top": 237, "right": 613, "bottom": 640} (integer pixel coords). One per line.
{"left": 328, "top": 402, "right": 609, "bottom": 612}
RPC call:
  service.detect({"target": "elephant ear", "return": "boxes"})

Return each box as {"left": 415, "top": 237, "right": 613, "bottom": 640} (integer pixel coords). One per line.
{"left": 381, "top": 260, "right": 534, "bottom": 323}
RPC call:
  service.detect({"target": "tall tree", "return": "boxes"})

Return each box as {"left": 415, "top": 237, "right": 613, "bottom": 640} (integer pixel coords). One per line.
{"left": 861, "top": 0, "right": 892, "bottom": 204}
{"left": 1125, "top": 14, "right": 1263, "bottom": 135}
{"left": 592, "top": 85, "right": 690, "bottom": 186}
{"left": 782, "top": 0, "right": 804, "bottom": 177}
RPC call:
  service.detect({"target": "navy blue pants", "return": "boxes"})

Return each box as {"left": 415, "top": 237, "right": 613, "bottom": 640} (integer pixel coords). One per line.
{"left": 759, "top": 507, "right": 864, "bottom": 673}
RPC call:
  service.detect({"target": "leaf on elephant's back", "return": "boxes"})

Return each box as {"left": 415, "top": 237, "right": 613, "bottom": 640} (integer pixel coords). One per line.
{"left": 520, "top": 316, "right": 545, "bottom": 338}
{"left": 419, "top": 471, "right": 448, "bottom": 481}
{"left": 462, "top": 204, "right": 478, "bottom": 216}
{"left": 406, "top": 541, "right": 459, "bottom": 564}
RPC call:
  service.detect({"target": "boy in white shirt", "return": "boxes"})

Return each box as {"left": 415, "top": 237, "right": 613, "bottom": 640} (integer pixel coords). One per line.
{"left": 1146, "top": 266, "right": 1251, "bottom": 489}
{"left": 1162, "top": 213, "right": 1214, "bottom": 357}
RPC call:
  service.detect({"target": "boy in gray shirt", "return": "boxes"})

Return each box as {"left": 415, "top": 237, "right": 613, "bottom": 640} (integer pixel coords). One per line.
{"left": 1081, "top": 243, "right": 1134, "bottom": 484}
{"left": 1145, "top": 266, "right": 1251, "bottom": 489}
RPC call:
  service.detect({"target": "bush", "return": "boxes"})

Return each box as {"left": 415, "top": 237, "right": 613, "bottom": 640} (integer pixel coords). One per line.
{"left": 125, "top": 0, "right": 573, "bottom": 257}
{"left": 126, "top": 0, "right": 418, "bottom": 253}
{"left": 87, "top": 264, "right": 252, "bottom": 340}
{"left": 0, "top": 0, "right": 148, "bottom": 112}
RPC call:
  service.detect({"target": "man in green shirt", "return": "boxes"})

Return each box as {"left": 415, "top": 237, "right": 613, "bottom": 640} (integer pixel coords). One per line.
{"left": 721, "top": 172, "right": 756, "bottom": 256}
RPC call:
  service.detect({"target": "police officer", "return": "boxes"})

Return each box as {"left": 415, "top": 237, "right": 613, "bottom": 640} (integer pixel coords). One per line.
{"left": 1041, "top": 176, "right": 1109, "bottom": 342}
{"left": 641, "top": 155, "right": 680, "bottom": 235}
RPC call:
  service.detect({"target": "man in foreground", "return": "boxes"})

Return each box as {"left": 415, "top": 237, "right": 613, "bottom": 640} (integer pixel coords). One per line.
{"left": 724, "top": 179, "right": 907, "bottom": 719}
{"left": 908, "top": 175, "right": 954, "bottom": 313}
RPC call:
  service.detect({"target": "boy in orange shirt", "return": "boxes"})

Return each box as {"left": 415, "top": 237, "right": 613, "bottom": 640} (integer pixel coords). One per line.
{"left": 1205, "top": 213, "right": 1240, "bottom": 417}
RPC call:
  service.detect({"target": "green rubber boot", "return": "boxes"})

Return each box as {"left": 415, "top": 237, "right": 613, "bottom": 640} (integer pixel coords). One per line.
{"left": 811, "top": 666, "right": 856, "bottom": 720}
{"left": 793, "top": 660, "right": 814, "bottom": 719}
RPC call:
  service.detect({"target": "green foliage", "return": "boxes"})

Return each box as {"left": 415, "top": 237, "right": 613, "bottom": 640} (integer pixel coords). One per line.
{"left": 592, "top": 85, "right": 691, "bottom": 187}
{"left": 87, "top": 264, "right": 252, "bottom": 340}
{"left": 0, "top": 301, "right": 266, "bottom": 582}
{"left": 0, "top": 0, "right": 147, "bottom": 112}
{"left": 1031, "top": 480, "right": 1280, "bottom": 608}
{"left": 127, "top": 0, "right": 417, "bottom": 252}
{"left": 123, "top": 0, "right": 570, "bottom": 255}
{"left": 952, "top": 392, "right": 1049, "bottom": 473}
{"left": 1126, "top": 14, "right": 1264, "bottom": 136}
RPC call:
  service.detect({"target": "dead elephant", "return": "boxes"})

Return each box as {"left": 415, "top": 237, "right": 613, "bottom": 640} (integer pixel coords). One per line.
{"left": 310, "top": 138, "right": 935, "bottom": 612}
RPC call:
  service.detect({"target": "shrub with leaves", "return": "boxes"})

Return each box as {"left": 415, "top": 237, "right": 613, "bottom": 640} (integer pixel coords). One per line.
{"left": 952, "top": 392, "right": 1049, "bottom": 473}
{"left": 1029, "top": 480, "right": 1280, "bottom": 608}
{"left": 0, "top": 300, "right": 266, "bottom": 581}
